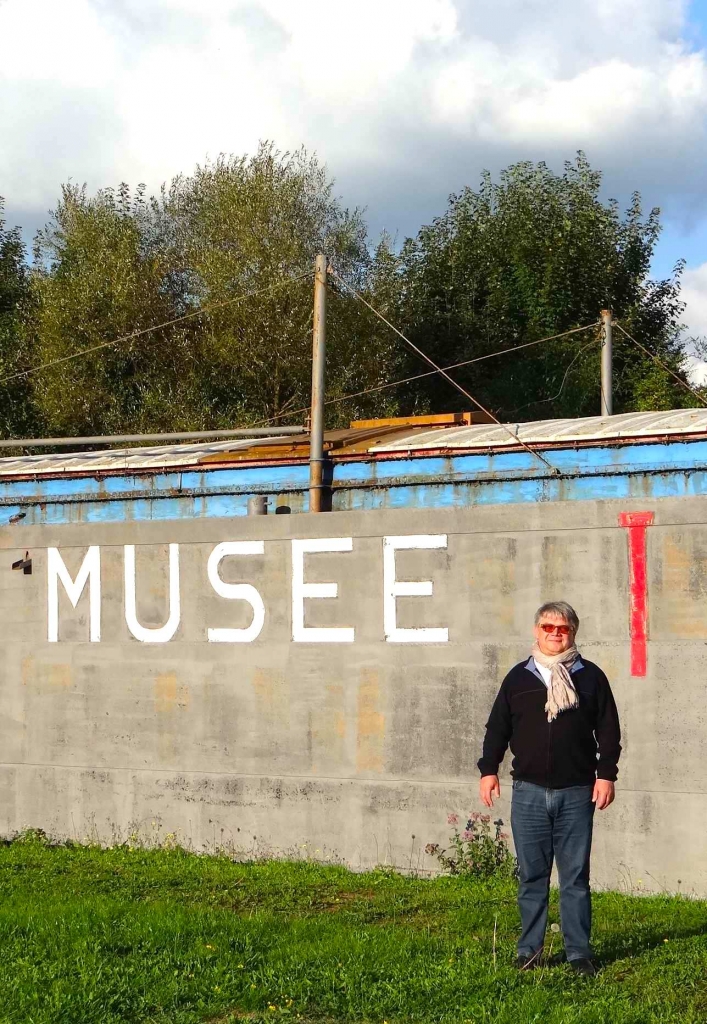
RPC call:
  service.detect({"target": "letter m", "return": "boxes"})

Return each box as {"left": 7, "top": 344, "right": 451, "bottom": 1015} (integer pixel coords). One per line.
{"left": 47, "top": 547, "right": 101, "bottom": 642}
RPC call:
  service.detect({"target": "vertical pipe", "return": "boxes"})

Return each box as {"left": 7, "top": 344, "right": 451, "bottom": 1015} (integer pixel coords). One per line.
{"left": 600, "top": 309, "right": 613, "bottom": 417}
{"left": 309, "top": 254, "right": 327, "bottom": 512}
{"left": 247, "top": 495, "right": 268, "bottom": 516}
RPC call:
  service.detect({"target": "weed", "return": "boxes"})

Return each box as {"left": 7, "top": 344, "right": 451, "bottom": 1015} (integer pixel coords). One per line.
{"left": 426, "top": 812, "right": 517, "bottom": 878}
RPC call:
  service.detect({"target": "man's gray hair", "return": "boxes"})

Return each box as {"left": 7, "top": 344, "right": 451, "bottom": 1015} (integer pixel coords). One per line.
{"left": 534, "top": 601, "right": 580, "bottom": 632}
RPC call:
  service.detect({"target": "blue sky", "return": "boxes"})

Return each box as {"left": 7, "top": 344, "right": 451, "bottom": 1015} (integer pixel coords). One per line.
{"left": 653, "top": 1, "right": 707, "bottom": 276}
{"left": 655, "top": 221, "right": 704, "bottom": 279}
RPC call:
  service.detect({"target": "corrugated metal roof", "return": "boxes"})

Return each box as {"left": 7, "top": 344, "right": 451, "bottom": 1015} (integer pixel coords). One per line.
{"left": 0, "top": 409, "right": 705, "bottom": 478}
{"left": 367, "top": 409, "right": 707, "bottom": 453}
{"left": 0, "top": 436, "right": 287, "bottom": 477}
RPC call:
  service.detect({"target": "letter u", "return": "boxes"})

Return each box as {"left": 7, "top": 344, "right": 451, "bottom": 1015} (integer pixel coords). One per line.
{"left": 124, "top": 544, "right": 180, "bottom": 643}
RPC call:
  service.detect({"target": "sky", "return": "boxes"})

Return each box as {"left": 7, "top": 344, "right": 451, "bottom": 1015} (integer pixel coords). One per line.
{"left": 3, "top": 0, "right": 707, "bottom": 377}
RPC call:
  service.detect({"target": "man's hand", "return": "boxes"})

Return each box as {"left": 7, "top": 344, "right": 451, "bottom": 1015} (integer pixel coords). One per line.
{"left": 479, "top": 775, "right": 500, "bottom": 808}
{"left": 592, "top": 779, "right": 615, "bottom": 810}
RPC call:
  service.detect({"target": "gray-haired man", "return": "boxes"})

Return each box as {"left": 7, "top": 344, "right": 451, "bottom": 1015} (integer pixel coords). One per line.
{"left": 477, "top": 601, "right": 621, "bottom": 976}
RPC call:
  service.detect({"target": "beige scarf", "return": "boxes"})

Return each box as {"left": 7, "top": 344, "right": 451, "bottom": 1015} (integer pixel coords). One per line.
{"left": 532, "top": 642, "right": 580, "bottom": 722}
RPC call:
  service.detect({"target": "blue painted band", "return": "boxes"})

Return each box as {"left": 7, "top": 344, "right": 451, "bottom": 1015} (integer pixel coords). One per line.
{"left": 0, "top": 438, "right": 705, "bottom": 525}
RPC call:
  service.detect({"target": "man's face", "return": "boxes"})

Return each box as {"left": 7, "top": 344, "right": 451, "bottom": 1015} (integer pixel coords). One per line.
{"left": 534, "top": 611, "right": 575, "bottom": 656}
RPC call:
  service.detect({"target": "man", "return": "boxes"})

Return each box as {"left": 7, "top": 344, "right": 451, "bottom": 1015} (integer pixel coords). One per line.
{"left": 477, "top": 601, "right": 620, "bottom": 977}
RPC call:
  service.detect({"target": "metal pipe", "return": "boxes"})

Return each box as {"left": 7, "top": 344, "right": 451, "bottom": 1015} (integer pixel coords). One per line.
{"left": 309, "top": 254, "right": 327, "bottom": 512}
{"left": 247, "top": 495, "right": 268, "bottom": 516}
{"left": 600, "top": 309, "right": 613, "bottom": 417}
{"left": 0, "top": 427, "right": 304, "bottom": 450}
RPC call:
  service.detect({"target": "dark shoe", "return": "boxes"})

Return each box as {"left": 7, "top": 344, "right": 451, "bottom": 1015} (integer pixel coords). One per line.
{"left": 515, "top": 951, "right": 543, "bottom": 970}
{"left": 569, "top": 957, "right": 597, "bottom": 977}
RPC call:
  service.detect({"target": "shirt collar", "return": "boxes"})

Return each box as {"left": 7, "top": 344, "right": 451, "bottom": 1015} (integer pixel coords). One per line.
{"left": 525, "top": 655, "right": 584, "bottom": 680}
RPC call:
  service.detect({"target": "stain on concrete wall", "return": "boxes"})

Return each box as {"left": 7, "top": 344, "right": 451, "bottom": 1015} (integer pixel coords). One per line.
{"left": 651, "top": 529, "right": 707, "bottom": 639}
{"left": 356, "top": 669, "right": 384, "bottom": 773}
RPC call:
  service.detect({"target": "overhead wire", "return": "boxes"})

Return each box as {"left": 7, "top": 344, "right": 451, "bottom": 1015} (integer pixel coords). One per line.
{"left": 613, "top": 322, "right": 707, "bottom": 409}
{"left": 3, "top": 250, "right": 602, "bottom": 449}
{"left": 508, "top": 337, "right": 601, "bottom": 417}
{"left": 328, "top": 321, "right": 600, "bottom": 406}
{"left": 16, "top": 257, "right": 686, "bottom": 458}
{"left": 245, "top": 319, "right": 602, "bottom": 429}
{"left": 210, "top": 304, "right": 700, "bottom": 432}
{"left": 0, "top": 271, "right": 313, "bottom": 388}
{"left": 329, "top": 268, "right": 572, "bottom": 474}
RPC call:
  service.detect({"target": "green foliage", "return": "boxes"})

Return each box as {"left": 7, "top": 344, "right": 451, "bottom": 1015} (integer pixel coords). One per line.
{"left": 0, "top": 199, "right": 40, "bottom": 437}
{"left": 30, "top": 181, "right": 185, "bottom": 435}
{"left": 0, "top": 839, "right": 706, "bottom": 1022}
{"left": 30, "top": 145, "right": 381, "bottom": 436}
{"left": 1, "top": 151, "right": 701, "bottom": 438}
{"left": 159, "top": 144, "right": 395, "bottom": 430}
{"left": 378, "top": 154, "right": 695, "bottom": 419}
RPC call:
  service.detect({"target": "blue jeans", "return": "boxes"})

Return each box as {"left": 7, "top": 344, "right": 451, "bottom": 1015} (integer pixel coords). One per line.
{"left": 511, "top": 780, "right": 595, "bottom": 961}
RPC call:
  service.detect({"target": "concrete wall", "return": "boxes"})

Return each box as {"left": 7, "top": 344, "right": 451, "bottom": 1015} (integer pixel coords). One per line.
{"left": 1, "top": 496, "right": 706, "bottom": 892}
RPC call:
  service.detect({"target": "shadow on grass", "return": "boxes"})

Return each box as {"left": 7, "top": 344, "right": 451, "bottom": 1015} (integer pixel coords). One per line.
{"left": 596, "top": 919, "right": 707, "bottom": 967}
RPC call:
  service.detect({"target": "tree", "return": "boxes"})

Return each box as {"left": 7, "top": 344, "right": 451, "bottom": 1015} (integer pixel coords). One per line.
{"left": 30, "top": 182, "right": 193, "bottom": 435}
{"left": 376, "top": 154, "right": 694, "bottom": 420}
{"left": 30, "top": 144, "right": 381, "bottom": 435}
{"left": 25, "top": 150, "right": 697, "bottom": 438}
{"left": 0, "top": 199, "right": 39, "bottom": 437}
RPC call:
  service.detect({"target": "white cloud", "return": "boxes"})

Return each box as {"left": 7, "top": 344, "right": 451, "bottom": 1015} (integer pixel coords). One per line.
{"left": 682, "top": 263, "right": 707, "bottom": 338}
{"left": 1, "top": 0, "right": 117, "bottom": 86}
{"left": 1, "top": 0, "right": 707, "bottom": 245}
{"left": 678, "top": 262, "right": 707, "bottom": 383}
{"left": 684, "top": 355, "right": 707, "bottom": 384}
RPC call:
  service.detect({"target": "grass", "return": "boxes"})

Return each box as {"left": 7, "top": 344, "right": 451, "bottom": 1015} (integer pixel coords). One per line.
{"left": 0, "top": 835, "right": 705, "bottom": 1022}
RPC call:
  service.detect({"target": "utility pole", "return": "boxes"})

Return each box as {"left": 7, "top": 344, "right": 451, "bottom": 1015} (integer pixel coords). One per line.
{"left": 600, "top": 309, "right": 613, "bottom": 417}
{"left": 309, "top": 254, "right": 327, "bottom": 512}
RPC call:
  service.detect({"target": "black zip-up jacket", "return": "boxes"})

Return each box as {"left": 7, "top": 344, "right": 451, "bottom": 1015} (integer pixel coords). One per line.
{"left": 477, "top": 657, "right": 621, "bottom": 788}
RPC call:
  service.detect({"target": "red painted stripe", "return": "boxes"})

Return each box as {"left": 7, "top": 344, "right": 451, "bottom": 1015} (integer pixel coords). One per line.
{"left": 618, "top": 512, "right": 655, "bottom": 676}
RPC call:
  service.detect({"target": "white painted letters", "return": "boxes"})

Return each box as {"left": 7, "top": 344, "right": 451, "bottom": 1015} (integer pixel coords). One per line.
{"left": 47, "top": 546, "right": 101, "bottom": 642}
{"left": 383, "top": 535, "right": 449, "bottom": 643}
{"left": 45, "top": 534, "right": 452, "bottom": 645}
{"left": 124, "top": 544, "right": 181, "bottom": 643}
{"left": 207, "top": 541, "right": 265, "bottom": 643}
{"left": 292, "top": 537, "right": 355, "bottom": 643}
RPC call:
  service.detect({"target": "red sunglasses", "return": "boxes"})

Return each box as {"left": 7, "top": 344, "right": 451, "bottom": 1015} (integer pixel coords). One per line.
{"left": 539, "top": 623, "right": 572, "bottom": 635}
